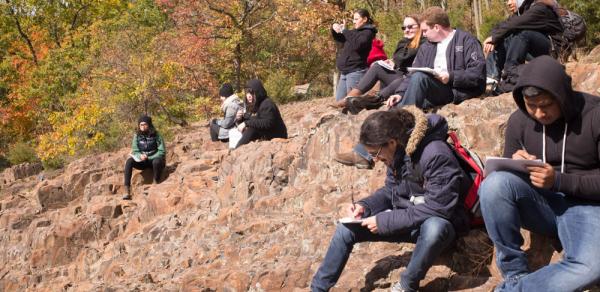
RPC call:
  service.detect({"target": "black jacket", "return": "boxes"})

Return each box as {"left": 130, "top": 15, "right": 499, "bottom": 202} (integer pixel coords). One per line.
{"left": 392, "top": 37, "right": 424, "bottom": 73}
{"left": 490, "top": 2, "right": 562, "bottom": 43}
{"left": 398, "top": 29, "right": 486, "bottom": 104}
{"left": 243, "top": 79, "right": 288, "bottom": 140}
{"left": 332, "top": 24, "right": 377, "bottom": 74}
{"left": 359, "top": 109, "right": 471, "bottom": 235}
{"left": 505, "top": 55, "right": 600, "bottom": 201}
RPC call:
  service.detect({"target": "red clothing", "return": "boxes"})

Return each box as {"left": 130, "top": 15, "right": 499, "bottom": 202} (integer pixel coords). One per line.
{"left": 367, "top": 38, "right": 387, "bottom": 66}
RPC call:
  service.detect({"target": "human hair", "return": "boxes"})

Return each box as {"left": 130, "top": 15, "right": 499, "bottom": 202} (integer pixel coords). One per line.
{"left": 406, "top": 14, "right": 422, "bottom": 49}
{"left": 244, "top": 87, "right": 257, "bottom": 113}
{"left": 522, "top": 86, "right": 546, "bottom": 98}
{"left": 420, "top": 6, "right": 450, "bottom": 28}
{"left": 136, "top": 115, "right": 157, "bottom": 136}
{"left": 354, "top": 9, "right": 374, "bottom": 25}
{"left": 359, "top": 109, "right": 415, "bottom": 149}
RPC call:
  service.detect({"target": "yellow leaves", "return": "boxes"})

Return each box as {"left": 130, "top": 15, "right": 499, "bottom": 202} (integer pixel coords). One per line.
{"left": 37, "top": 99, "right": 111, "bottom": 162}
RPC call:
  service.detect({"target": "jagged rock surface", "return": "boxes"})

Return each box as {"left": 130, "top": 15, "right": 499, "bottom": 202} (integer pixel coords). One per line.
{"left": 1, "top": 61, "right": 599, "bottom": 292}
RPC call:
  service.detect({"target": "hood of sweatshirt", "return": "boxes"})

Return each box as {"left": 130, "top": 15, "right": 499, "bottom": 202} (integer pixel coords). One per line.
{"left": 246, "top": 79, "right": 269, "bottom": 108}
{"left": 512, "top": 55, "right": 583, "bottom": 123}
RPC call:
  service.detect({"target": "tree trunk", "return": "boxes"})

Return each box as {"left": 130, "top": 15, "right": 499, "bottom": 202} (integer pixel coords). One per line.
{"left": 234, "top": 43, "right": 242, "bottom": 91}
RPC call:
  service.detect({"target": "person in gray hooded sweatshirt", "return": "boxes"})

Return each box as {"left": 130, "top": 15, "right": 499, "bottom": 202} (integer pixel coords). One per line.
{"left": 479, "top": 55, "right": 600, "bottom": 291}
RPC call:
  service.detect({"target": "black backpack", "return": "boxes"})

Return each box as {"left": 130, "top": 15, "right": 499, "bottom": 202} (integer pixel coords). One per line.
{"left": 551, "top": 7, "right": 587, "bottom": 62}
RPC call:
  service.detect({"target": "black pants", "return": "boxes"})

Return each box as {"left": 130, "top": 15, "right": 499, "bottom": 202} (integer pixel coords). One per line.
{"left": 236, "top": 127, "right": 260, "bottom": 148}
{"left": 355, "top": 63, "right": 405, "bottom": 98}
{"left": 124, "top": 157, "right": 165, "bottom": 187}
{"left": 495, "top": 30, "right": 550, "bottom": 76}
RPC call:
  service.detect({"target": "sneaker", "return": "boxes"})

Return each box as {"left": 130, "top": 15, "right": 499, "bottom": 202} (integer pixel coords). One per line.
{"left": 390, "top": 281, "right": 407, "bottom": 292}
{"left": 333, "top": 151, "right": 373, "bottom": 169}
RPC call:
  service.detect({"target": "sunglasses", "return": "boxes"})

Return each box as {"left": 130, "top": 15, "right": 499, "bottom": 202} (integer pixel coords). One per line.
{"left": 368, "top": 145, "right": 384, "bottom": 160}
{"left": 402, "top": 24, "right": 418, "bottom": 30}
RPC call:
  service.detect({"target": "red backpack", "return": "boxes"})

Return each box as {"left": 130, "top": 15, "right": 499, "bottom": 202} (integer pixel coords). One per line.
{"left": 447, "top": 132, "right": 484, "bottom": 226}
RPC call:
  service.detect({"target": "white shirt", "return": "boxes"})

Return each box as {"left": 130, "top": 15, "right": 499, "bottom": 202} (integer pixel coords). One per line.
{"left": 434, "top": 30, "right": 456, "bottom": 74}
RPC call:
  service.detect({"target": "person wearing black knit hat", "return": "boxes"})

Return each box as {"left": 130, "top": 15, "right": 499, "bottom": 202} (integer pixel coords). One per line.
{"left": 210, "top": 82, "right": 243, "bottom": 143}
{"left": 122, "top": 115, "right": 166, "bottom": 200}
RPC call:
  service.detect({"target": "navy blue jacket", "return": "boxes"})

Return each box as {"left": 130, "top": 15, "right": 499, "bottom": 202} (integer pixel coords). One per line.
{"left": 332, "top": 24, "right": 377, "bottom": 74}
{"left": 398, "top": 29, "right": 486, "bottom": 104}
{"left": 358, "top": 114, "right": 471, "bottom": 235}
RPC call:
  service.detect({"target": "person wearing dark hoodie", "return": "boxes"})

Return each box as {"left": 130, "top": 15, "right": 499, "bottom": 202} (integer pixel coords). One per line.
{"left": 479, "top": 55, "right": 600, "bottom": 291}
{"left": 234, "top": 79, "right": 287, "bottom": 148}
{"left": 311, "top": 107, "right": 471, "bottom": 292}
{"left": 123, "top": 115, "right": 166, "bottom": 200}
{"left": 483, "top": 0, "right": 562, "bottom": 94}
{"left": 331, "top": 9, "right": 377, "bottom": 101}
{"left": 385, "top": 6, "right": 486, "bottom": 110}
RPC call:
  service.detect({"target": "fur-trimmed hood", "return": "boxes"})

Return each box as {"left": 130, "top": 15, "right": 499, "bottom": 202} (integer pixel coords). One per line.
{"left": 390, "top": 106, "right": 449, "bottom": 170}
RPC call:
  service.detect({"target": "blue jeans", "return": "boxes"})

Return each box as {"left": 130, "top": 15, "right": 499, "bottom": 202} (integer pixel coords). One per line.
{"left": 311, "top": 217, "right": 455, "bottom": 292}
{"left": 480, "top": 171, "right": 600, "bottom": 291}
{"left": 397, "top": 72, "right": 454, "bottom": 109}
{"left": 336, "top": 69, "right": 367, "bottom": 101}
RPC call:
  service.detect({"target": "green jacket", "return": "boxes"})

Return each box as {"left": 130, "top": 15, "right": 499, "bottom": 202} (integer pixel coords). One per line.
{"left": 131, "top": 132, "right": 165, "bottom": 161}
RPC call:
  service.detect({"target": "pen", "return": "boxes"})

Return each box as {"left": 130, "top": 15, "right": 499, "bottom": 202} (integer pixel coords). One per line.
{"left": 351, "top": 186, "right": 356, "bottom": 210}
{"left": 518, "top": 139, "right": 527, "bottom": 153}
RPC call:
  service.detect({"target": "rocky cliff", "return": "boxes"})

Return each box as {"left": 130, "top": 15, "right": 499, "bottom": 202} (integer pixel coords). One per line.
{"left": 0, "top": 61, "right": 599, "bottom": 292}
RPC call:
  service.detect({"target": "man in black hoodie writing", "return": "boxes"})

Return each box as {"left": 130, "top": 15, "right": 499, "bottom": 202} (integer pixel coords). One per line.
{"left": 479, "top": 55, "right": 600, "bottom": 291}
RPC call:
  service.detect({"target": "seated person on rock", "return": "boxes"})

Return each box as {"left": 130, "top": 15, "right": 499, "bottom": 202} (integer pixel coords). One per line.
{"left": 333, "top": 14, "right": 425, "bottom": 114}
{"left": 123, "top": 115, "right": 166, "bottom": 200}
{"left": 233, "top": 79, "right": 287, "bottom": 148}
{"left": 311, "top": 107, "right": 471, "bottom": 292}
{"left": 483, "top": 0, "right": 562, "bottom": 94}
{"left": 334, "top": 7, "right": 486, "bottom": 169}
{"left": 385, "top": 6, "right": 486, "bottom": 110}
{"left": 479, "top": 55, "right": 600, "bottom": 291}
{"left": 209, "top": 82, "right": 243, "bottom": 143}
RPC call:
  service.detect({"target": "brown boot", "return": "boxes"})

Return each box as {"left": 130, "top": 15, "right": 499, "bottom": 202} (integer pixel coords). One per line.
{"left": 333, "top": 151, "right": 373, "bottom": 169}
{"left": 328, "top": 98, "right": 348, "bottom": 109}
{"left": 346, "top": 88, "right": 362, "bottom": 97}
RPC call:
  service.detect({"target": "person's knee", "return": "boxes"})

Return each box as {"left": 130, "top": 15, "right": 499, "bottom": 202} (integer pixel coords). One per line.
{"left": 125, "top": 157, "right": 135, "bottom": 167}
{"left": 332, "top": 224, "right": 356, "bottom": 245}
{"left": 410, "top": 72, "right": 430, "bottom": 84}
{"left": 152, "top": 158, "right": 165, "bottom": 168}
{"left": 419, "top": 217, "right": 454, "bottom": 245}
{"left": 479, "top": 171, "right": 519, "bottom": 206}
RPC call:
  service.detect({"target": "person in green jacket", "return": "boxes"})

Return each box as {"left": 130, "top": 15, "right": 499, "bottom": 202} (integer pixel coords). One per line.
{"left": 122, "top": 115, "right": 166, "bottom": 200}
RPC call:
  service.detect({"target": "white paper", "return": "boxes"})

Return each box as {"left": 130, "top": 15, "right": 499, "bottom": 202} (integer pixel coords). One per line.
{"left": 129, "top": 153, "right": 142, "bottom": 162}
{"left": 375, "top": 60, "right": 395, "bottom": 71}
{"left": 228, "top": 127, "right": 243, "bottom": 149}
{"left": 484, "top": 156, "right": 544, "bottom": 177}
{"left": 407, "top": 67, "right": 439, "bottom": 76}
{"left": 338, "top": 217, "right": 364, "bottom": 224}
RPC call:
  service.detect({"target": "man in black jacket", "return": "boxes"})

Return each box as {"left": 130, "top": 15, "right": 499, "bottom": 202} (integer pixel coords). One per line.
{"left": 234, "top": 79, "right": 287, "bottom": 148}
{"left": 479, "top": 55, "right": 600, "bottom": 291}
{"left": 386, "top": 6, "right": 486, "bottom": 109}
{"left": 483, "top": 0, "right": 562, "bottom": 93}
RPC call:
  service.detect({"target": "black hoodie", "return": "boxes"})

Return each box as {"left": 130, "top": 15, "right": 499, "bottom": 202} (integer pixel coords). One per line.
{"left": 490, "top": 1, "right": 562, "bottom": 43}
{"left": 504, "top": 55, "right": 600, "bottom": 201}
{"left": 242, "top": 79, "right": 288, "bottom": 140}
{"left": 332, "top": 24, "right": 377, "bottom": 74}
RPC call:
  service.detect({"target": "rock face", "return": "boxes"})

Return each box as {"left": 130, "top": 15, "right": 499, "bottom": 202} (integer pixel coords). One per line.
{"left": 0, "top": 62, "right": 599, "bottom": 291}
